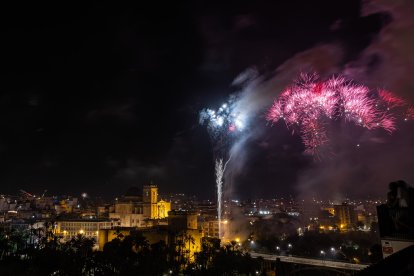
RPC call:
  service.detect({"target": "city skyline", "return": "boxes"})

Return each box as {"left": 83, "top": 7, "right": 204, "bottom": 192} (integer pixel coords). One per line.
{"left": 1, "top": 1, "right": 414, "bottom": 200}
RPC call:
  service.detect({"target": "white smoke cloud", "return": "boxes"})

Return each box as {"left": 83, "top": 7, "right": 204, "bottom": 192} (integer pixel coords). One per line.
{"left": 345, "top": 0, "right": 414, "bottom": 102}
{"left": 225, "top": 0, "right": 414, "bottom": 200}
{"left": 225, "top": 44, "right": 344, "bottom": 196}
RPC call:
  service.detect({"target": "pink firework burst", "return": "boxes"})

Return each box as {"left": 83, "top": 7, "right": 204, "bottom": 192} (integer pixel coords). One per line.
{"left": 378, "top": 89, "right": 406, "bottom": 108}
{"left": 406, "top": 107, "right": 414, "bottom": 121}
{"left": 266, "top": 73, "right": 412, "bottom": 155}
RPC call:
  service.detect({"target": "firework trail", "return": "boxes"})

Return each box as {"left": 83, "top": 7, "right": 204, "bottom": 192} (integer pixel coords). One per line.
{"left": 214, "top": 155, "right": 232, "bottom": 238}
{"left": 215, "top": 159, "right": 226, "bottom": 238}
{"left": 267, "top": 73, "right": 413, "bottom": 156}
{"left": 200, "top": 98, "right": 244, "bottom": 239}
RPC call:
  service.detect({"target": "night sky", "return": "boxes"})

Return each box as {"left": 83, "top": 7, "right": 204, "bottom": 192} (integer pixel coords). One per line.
{"left": 1, "top": 1, "right": 413, "bottom": 199}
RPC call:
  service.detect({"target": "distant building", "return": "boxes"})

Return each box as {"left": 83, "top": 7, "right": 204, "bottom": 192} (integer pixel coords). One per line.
{"left": 98, "top": 226, "right": 169, "bottom": 250}
{"left": 109, "top": 187, "right": 145, "bottom": 227}
{"left": 143, "top": 185, "right": 171, "bottom": 219}
{"left": 195, "top": 200, "right": 216, "bottom": 217}
{"left": 202, "top": 220, "right": 220, "bottom": 239}
{"left": 334, "top": 204, "right": 357, "bottom": 230}
{"left": 54, "top": 197, "right": 78, "bottom": 214}
{"left": 321, "top": 206, "right": 335, "bottom": 216}
{"left": 56, "top": 218, "right": 119, "bottom": 249}
{"left": 99, "top": 210, "right": 203, "bottom": 260}
{"left": 168, "top": 210, "right": 203, "bottom": 261}
{"left": 109, "top": 184, "right": 171, "bottom": 228}
{"left": 96, "top": 206, "right": 108, "bottom": 217}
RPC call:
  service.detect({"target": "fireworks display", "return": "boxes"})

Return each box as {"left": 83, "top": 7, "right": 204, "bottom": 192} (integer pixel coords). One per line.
{"left": 266, "top": 73, "right": 413, "bottom": 155}
{"left": 200, "top": 97, "right": 246, "bottom": 239}
{"left": 199, "top": 97, "right": 246, "bottom": 142}
{"left": 201, "top": 72, "right": 413, "bottom": 239}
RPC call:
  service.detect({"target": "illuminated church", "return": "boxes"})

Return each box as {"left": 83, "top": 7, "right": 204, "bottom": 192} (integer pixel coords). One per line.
{"left": 109, "top": 184, "right": 171, "bottom": 227}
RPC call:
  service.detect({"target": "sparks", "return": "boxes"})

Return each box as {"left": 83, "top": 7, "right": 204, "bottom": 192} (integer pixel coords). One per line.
{"left": 215, "top": 159, "right": 224, "bottom": 239}
{"left": 200, "top": 97, "right": 245, "bottom": 240}
{"left": 266, "top": 73, "right": 413, "bottom": 155}
{"left": 199, "top": 97, "right": 246, "bottom": 141}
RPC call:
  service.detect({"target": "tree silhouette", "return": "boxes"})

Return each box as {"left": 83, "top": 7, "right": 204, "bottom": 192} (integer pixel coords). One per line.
{"left": 0, "top": 226, "right": 262, "bottom": 275}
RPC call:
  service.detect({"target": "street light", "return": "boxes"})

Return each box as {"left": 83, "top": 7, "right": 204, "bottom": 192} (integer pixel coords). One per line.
{"left": 320, "top": 250, "right": 327, "bottom": 260}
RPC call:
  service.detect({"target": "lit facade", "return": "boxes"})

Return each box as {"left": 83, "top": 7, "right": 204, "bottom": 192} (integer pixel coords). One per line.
{"left": 143, "top": 185, "right": 162, "bottom": 219}
{"left": 109, "top": 184, "right": 171, "bottom": 227}
{"left": 56, "top": 219, "right": 120, "bottom": 249}
{"left": 168, "top": 210, "right": 203, "bottom": 262}
{"left": 202, "top": 220, "right": 220, "bottom": 239}
{"left": 157, "top": 200, "right": 171, "bottom": 219}
{"left": 109, "top": 201, "right": 145, "bottom": 227}
{"left": 99, "top": 211, "right": 203, "bottom": 262}
{"left": 334, "top": 204, "right": 357, "bottom": 230}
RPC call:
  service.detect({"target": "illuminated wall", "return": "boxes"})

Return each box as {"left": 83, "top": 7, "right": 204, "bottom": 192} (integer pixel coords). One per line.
{"left": 157, "top": 200, "right": 171, "bottom": 219}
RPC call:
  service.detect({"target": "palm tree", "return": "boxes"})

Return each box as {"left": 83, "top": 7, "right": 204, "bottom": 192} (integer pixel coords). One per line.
{"left": 176, "top": 237, "right": 185, "bottom": 264}
{"left": 183, "top": 233, "right": 195, "bottom": 263}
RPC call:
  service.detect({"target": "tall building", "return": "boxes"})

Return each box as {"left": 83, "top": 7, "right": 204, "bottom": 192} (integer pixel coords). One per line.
{"left": 334, "top": 203, "right": 357, "bottom": 230}
{"left": 143, "top": 185, "right": 158, "bottom": 219}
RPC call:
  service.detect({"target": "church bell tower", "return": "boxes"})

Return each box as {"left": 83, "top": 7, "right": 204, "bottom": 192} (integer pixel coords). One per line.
{"left": 143, "top": 184, "right": 158, "bottom": 219}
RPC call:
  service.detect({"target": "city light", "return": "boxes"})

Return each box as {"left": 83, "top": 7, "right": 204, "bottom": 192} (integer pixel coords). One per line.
{"left": 1, "top": 2, "right": 413, "bottom": 275}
